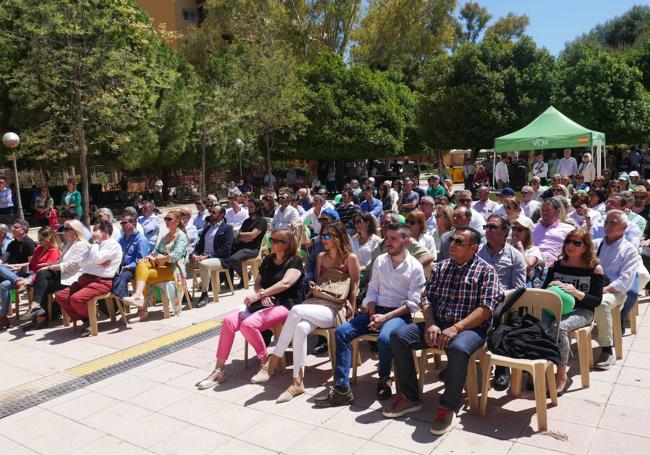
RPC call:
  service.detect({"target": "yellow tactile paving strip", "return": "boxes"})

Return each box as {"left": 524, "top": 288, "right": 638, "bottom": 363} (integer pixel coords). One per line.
{"left": 0, "top": 319, "right": 221, "bottom": 417}
{"left": 68, "top": 319, "right": 219, "bottom": 377}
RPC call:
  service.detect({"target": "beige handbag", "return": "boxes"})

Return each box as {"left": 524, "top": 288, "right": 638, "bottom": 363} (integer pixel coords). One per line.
{"left": 310, "top": 269, "right": 351, "bottom": 304}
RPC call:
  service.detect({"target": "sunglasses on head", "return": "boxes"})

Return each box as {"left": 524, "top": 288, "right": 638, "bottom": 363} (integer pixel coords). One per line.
{"left": 321, "top": 233, "right": 333, "bottom": 240}
{"left": 565, "top": 238, "right": 584, "bottom": 247}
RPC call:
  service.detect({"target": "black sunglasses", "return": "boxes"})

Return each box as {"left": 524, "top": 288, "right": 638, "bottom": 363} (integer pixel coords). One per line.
{"left": 270, "top": 237, "right": 285, "bottom": 245}
{"left": 564, "top": 239, "right": 584, "bottom": 247}
{"left": 450, "top": 237, "right": 466, "bottom": 246}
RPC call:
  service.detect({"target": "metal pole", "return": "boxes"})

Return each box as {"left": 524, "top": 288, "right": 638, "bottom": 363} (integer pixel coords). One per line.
{"left": 11, "top": 153, "right": 24, "bottom": 219}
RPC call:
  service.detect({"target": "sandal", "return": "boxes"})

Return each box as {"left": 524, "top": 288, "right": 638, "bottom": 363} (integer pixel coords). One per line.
{"left": 276, "top": 385, "right": 305, "bottom": 403}
{"left": 196, "top": 368, "right": 226, "bottom": 390}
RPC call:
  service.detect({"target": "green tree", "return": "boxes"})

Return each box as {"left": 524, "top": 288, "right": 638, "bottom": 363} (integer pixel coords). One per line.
{"left": 418, "top": 37, "right": 554, "bottom": 151}
{"left": 295, "top": 53, "right": 415, "bottom": 160}
{"left": 233, "top": 45, "right": 307, "bottom": 184}
{"left": 458, "top": 1, "right": 491, "bottom": 44}
{"left": 484, "top": 13, "right": 529, "bottom": 42}
{"left": 351, "top": 0, "right": 458, "bottom": 85}
{"left": 554, "top": 44, "right": 650, "bottom": 144}
{"left": 568, "top": 5, "right": 650, "bottom": 51}
{"left": 2, "top": 0, "right": 182, "bottom": 224}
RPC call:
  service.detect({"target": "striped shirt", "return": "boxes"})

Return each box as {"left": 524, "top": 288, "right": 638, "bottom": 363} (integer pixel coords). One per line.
{"left": 421, "top": 256, "right": 503, "bottom": 329}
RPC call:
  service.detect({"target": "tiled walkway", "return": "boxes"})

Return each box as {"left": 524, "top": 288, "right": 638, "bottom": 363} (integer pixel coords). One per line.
{"left": 1, "top": 288, "right": 649, "bottom": 455}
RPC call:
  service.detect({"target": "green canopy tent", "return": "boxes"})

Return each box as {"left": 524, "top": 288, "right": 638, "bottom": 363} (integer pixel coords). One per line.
{"left": 494, "top": 106, "right": 606, "bottom": 183}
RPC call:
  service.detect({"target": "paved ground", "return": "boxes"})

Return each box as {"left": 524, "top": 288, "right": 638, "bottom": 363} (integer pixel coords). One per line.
{"left": 1, "top": 275, "right": 649, "bottom": 455}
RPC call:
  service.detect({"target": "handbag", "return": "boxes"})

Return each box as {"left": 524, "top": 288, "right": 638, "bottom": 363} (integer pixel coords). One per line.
{"left": 310, "top": 269, "right": 351, "bottom": 304}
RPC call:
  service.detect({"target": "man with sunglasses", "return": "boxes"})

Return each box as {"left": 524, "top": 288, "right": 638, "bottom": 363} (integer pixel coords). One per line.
{"left": 384, "top": 227, "right": 502, "bottom": 435}
{"left": 191, "top": 206, "right": 234, "bottom": 307}
{"left": 519, "top": 186, "right": 541, "bottom": 220}
{"left": 271, "top": 192, "right": 300, "bottom": 230}
{"left": 137, "top": 201, "right": 160, "bottom": 253}
{"left": 453, "top": 190, "right": 485, "bottom": 234}
{"left": 477, "top": 214, "right": 526, "bottom": 391}
{"left": 112, "top": 216, "right": 150, "bottom": 301}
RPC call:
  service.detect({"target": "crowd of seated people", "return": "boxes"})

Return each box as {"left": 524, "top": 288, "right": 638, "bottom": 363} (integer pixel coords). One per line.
{"left": 3, "top": 155, "right": 649, "bottom": 437}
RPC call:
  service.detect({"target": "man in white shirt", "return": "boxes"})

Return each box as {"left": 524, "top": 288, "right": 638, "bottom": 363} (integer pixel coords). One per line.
{"left": 530, "top": 154, "right": 548, "bottom": 184}
{"left": 472, "top": 186, "right": 498, "bottom": 221}
{"left": 519, "top": 186, "right": 541, "bottom": 219}
{"left": 594, "top": 210, "right": 639, "bottom": 369}
{"left": 193, "top": 199, "right": 209, "bottom": 232}
{"left": 225, "top": 196, "right": 249, "bottom": 232}
{"left": 530, "top": 177, "right": 548, "bottom": 202}
{"left": 589, "top": 192, "right": 642, "bottom": 246}
{"left": 272, "top": 193, "right": 300, "bottom": 230}
{"left": 455, "top": 190, "right": 486, "bottom": 233}
{"left": 494, "top": 156, "right": 510, "bottom": 189}
{"left": 419, "top": 196, "right": 437, "bottom": 235}
{"left": 557, "top": 148, "right": 577, "bottom": 178}
{"left": 303, "top": 195, "right": 334, "bottom": 235}
{"left": 316, "top": 223, "right": 426, "bottom": 407}
{"left": 137, "top": 201, "right": 160, "bottom": 253}
{"left": 55, "top": 220, "right": 123, "bottom": 337}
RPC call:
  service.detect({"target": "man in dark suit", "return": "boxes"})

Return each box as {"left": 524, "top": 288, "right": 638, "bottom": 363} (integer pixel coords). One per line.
{"left": 191, "top": 205, "right": 234, "bottom": 307}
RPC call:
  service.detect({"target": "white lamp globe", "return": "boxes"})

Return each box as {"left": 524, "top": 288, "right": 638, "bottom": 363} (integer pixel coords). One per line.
{"left": 2, "top": 132, "right": 20, "bottom": 149}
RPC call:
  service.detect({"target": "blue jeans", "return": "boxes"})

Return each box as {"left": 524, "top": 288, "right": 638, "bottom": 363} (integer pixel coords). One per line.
{"left": 112, "top": 267, "right": 135, "bottom": 299}
{"left": 0, "top": 264, "right": 21, "bottom": 317}
{"left": 390, "top": 321, "right": 486, "bottom": 412}
{"left": 334, "top": 307, "right": 411, "bottom": 389}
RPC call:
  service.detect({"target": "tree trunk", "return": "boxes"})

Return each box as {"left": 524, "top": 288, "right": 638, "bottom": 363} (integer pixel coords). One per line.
{"left": 265, "top": 134, "right": 274, "bottom": 190}
{"left": 75, "top": 86, "right": 91, "bottom": 227}
{"left": 200, "top": 131, "right": 207, "bottom": 198}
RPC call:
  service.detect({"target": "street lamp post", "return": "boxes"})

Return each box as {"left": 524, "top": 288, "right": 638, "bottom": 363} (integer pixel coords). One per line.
{"left": 235, "top": 138, "right": 243, "bottom": 177}
{"left": 2, "top": 132, "right": 24, "bottom": 220}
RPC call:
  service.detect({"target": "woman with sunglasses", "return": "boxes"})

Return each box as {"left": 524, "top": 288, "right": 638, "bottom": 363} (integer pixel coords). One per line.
{"left": 20, "top": 221, "right": 90, "bottom": 329}
{"left": 196, "top": 229, "right": 304, "bottom": 389}
{"left": 251, "top": 222, "right": 360, "bottom": 403}
{"left": 542, "top": 228, "right": 604, "bottom": 395}
{"left": 350, "top": 212, "right": 381, "bottom": 273}
{"left": 405, "top": 210, "right": 437, "bottom": 257}
{"left": 432, "top": 205, "right": 453, "bottom": 253}
{"left": 510, "top": 216, "right": 545, "bottom": 288}
{"left": 123, "top": 210, "right": 189, "bottom": 320}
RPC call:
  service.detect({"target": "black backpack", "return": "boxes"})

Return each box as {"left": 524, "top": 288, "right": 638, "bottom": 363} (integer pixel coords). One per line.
{"left": 487, "top": 288, "right": 561, "bottom": 365}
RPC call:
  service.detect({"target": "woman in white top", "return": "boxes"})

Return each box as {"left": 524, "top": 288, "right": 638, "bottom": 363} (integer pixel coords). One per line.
{"left": 21, "top": 220, "right": 90, "bottom": 330}
{"left": 577, "top": 152, "right": 596, "bottom": 183}
{"left": 350, "top": 212, "right": 381, "bottom": 272}
{"left": 568, "top": 192, "right": 601, "bottom": 228}
{"left": 588, "top": 188, "right": 608, "bottom": 217}
{"left": 511, "top": 216, "right": 545, "bottom": 287}
{"left": 405, "top": 210, "right": 437, "bottom": 259}
{"left": 432, "top": 205, "right": 453, "bottom": 253}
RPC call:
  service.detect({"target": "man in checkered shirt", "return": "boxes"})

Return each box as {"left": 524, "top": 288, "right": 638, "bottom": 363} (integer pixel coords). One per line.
{"left": 382, "top": 226, "right": 503, "bottom": 436}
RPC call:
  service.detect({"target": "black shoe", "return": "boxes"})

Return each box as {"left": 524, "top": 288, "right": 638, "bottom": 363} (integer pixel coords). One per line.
{"left": 492, "top": 368, "right": 511, "bottom": 391}
{"left": 314, "top": 386, "right": 354, "bottom": 408}
{"left": 79, "top": 321, "right": 92, "bottom": 338}
{"left": 19, "top": 306, "right": 46, "bottom": 321}
{"left": 312, "top": 342, "right": 328, "bottom": 355}
{"left": 368, "top": 341, "right": 378, "bottom": 352}
{"left": 194, "top": 293, "right": 209, "bottom": 308}
{"left": 376, "top": 378, "right": 393, "bottom": 400}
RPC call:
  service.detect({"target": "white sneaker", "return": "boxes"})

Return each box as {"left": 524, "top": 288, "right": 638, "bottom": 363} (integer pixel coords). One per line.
{"left": 123, "top": 294, "right": 145, "bottom": 308}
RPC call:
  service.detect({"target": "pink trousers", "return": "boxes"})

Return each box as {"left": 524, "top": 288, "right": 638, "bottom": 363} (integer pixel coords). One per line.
{"left": 216, "top": 305, "right": 289, "bottom": 361}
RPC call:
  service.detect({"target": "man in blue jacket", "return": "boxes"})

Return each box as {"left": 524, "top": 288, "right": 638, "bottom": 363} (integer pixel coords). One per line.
{"left": 191, "top": 205, "right": 234, "bottom": 307}
{"left": 112, "top": 215, "right": 150, "bottom": 301}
